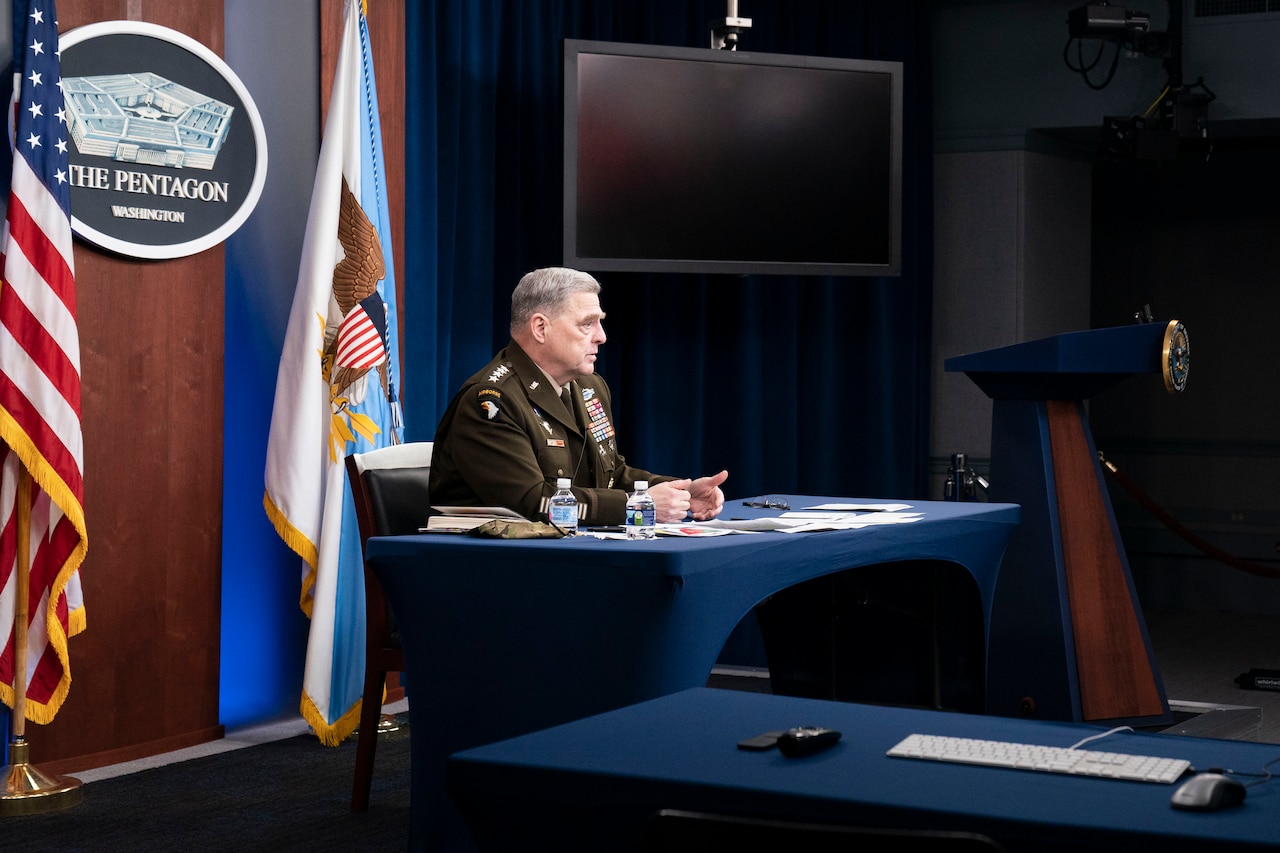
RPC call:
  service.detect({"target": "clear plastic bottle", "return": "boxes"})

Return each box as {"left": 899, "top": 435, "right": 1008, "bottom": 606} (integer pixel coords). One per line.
{"left": 549, "top": 477, "right": 578, "bottom": 536}
{"left": 625, "top": 480, "right": 656, "bottom": 540}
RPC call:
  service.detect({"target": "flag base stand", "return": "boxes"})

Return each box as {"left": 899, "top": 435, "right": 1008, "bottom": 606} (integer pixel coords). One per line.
{"left": 0, "top": 740, "right": 82, "bottom": 816}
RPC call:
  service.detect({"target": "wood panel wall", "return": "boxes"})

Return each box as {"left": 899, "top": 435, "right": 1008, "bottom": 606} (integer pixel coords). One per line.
{"left": 34, "top": 0, "right": 225, "bottom": 772}
{"left": 34, "top": 0, "right": 407, "bottom": 773}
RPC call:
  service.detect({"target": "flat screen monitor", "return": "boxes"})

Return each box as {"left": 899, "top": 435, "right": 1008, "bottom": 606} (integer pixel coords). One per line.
{"left": 563, "top": 39, "right": 903, "bottom": 277}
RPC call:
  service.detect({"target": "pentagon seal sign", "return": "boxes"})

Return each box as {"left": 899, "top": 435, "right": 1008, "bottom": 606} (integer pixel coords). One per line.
{"left": 59, "top": 21, "right": 267, "bottom": 259}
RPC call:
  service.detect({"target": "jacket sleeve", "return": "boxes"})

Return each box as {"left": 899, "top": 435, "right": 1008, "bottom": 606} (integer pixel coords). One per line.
{"left": 435, "top": 380, "right": 672, "bottom": 526}
{"left": 435, "top": 382, "right": 560, "bottom": 522}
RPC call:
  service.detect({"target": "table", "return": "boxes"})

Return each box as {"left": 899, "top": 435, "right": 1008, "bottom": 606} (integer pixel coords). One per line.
{"left": 367, "top": 495, "right": 1020, "bottom": 851}
{"left": 449, "top": 687, "right": 1280, "bottom": 852}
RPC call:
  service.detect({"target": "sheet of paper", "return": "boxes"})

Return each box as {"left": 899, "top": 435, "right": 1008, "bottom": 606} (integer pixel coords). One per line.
{"left": 430, "top": 505, "right": 527, "bottom": 519}
{"left": 698, "top": 517, "right": 805, "bottom": 532}
{"left": 771, "top": 512, "right": 926, "bottom": 533}
{"left": 801, "top": 503, "right": 913, "bottom": 512}
{"left": 699, "top": 509, "right": 925, "bottom": 534}
{"left": 655, "top": 524, "right": 738, "bottom": 537}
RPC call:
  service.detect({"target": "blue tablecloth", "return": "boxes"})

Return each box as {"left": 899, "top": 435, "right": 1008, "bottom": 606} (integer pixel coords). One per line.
{"left": 367, "top": 495, "right": 1020, "bottom": 851}
{"left": 450, "top": 687, "right": 1280, "bottom": 852}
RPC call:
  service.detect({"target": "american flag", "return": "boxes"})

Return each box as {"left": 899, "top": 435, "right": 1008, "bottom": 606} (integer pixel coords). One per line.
{"left": 334, "top": 294, "right": 388, "bottom": 371}
{"left": 0, "top": 0, "right": 88, "bottom": 724}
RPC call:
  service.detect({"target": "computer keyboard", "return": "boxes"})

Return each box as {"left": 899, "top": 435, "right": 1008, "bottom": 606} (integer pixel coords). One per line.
{"left": 887, "top": 733, "right": 1192, "bottom": 784}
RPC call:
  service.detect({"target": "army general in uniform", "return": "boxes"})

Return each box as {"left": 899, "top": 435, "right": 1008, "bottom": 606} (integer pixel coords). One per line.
{"left": 429, "top": 267, "right": 728, "bottom": 526}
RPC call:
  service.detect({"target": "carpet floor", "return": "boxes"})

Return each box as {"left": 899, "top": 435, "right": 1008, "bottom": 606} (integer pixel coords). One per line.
{"left": 7, "top": 610, "right": 1279, "bottom": 851}
{"left": 2, "top": 716, "right": 411, "bottom": 852}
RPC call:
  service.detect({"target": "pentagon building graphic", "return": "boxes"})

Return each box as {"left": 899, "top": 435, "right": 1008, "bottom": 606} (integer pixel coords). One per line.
{"left": 65, "top": 72, "right": 234, "bottom": 170}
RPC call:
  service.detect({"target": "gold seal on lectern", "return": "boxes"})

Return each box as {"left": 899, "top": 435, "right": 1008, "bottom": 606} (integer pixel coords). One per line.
{"left": 1162, "top": 320, "right": 1190, "bottom": 394}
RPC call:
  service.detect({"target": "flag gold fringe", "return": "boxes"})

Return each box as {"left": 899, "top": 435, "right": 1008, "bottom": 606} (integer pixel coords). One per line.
{"left": 262, "top": 489, "right": 320, "bottom": 618}
{"left": 0, "top": 408, "right": 88, "bottom": 725}
{"left": 300, "top": 685, "right": 363, "bottom": 747}
{"left": 67, "top": 603, "right": 86, "bottom": 637}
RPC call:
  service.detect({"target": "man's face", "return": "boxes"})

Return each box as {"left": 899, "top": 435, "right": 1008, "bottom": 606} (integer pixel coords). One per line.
{"left": 539, "top": 291, "right": 606, "bottom": 385}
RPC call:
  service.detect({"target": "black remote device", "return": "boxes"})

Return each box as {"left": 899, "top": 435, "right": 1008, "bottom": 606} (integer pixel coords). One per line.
{"left": 776, "top": 726, "right": 841, "bottom": 757}
{"left": 737, "top": 730, "right": 786, "bottom": 751}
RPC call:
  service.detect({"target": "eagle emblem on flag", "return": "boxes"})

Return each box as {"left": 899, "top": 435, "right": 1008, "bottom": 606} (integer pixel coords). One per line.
{"left": 322, "top": 176, "right": 394, "bottom": 457}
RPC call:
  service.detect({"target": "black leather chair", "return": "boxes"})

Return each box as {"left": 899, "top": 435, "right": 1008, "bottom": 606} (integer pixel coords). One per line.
{"left": 646, "top": 810, "right": 1006, "bottom": 852}
{"left": 344, "top": 441, "right": 433, "bottom": 812}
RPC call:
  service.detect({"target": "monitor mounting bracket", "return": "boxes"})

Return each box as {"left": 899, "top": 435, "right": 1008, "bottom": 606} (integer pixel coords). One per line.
{"left": 710, "top": 0, "right": 752, "bottom": 50}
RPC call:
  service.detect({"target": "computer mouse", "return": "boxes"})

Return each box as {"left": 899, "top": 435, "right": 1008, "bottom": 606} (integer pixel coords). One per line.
{"left": 1170, "top": 772, "right": 1246, "bottom": 811}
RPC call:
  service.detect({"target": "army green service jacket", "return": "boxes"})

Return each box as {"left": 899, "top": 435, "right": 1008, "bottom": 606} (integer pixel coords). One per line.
{"left": 428, "top": 341, "right": 673, "bottom": 525}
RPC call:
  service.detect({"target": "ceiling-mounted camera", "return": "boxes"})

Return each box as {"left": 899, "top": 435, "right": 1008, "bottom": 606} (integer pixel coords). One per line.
{"left": 1065, "top": 2, "right": 1214, "bottom": 161}
{"left": 1066, "top": 4, "right": 1170, "bottom": 57}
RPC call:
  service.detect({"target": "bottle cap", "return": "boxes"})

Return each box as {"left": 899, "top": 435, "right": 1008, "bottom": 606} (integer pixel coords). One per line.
{"left": 557, "top": 477, "right": 571, "bottom": 489}
{"left": 633, "top": 481, "right": 648, "bottom": 491}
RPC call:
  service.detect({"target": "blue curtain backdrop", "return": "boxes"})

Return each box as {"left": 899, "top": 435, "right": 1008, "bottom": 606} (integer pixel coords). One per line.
{"left": 403, "top": 1, "right": 934, "bottom": 500}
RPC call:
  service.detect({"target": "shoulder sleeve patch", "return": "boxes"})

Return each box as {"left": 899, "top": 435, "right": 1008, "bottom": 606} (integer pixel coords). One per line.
{"left": 477, "top": 387, "right": 502, "bottom": 420}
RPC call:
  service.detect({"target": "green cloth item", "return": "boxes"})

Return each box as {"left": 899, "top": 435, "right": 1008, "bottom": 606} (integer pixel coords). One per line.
{"left": 469, "top": 519, "right": 564, "bottom": 539}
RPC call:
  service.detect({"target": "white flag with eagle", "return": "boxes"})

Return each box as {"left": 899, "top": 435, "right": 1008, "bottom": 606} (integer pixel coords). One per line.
{"left": 263, "top": 0, "right": 402, "bottom": 746}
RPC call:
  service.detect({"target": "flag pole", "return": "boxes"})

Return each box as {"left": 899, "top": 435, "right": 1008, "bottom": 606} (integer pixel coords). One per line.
{"left": 0, "top": 466, "right": 81, "bottom": 815}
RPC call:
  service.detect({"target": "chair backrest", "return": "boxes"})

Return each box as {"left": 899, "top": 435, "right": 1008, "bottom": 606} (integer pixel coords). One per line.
{"left": 346, "top": 441, "right": 434, "bottom": 545}
{"left": 346, "top": 442, "right": 434, "bottom": 652}
{"left": 646, "top": 810, "right": 1006, "bottom": 852}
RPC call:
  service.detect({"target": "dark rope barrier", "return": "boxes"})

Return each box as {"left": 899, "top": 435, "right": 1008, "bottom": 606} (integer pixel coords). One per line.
{"left": 1099, "top": 453, "right": 1280, "bottom": 581}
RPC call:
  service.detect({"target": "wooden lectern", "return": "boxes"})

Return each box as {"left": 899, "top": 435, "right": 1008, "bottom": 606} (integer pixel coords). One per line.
{"left": 947, "top": 322, "right": 1187, "bottom": 726}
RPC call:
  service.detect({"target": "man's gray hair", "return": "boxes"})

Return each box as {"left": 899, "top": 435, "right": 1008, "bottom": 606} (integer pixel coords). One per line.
{"left": 510, "top": 267, "right": 601, "bottom": 335}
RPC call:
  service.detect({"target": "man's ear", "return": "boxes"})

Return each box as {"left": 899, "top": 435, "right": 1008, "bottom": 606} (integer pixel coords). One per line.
{"left": 528, "top": 312, "right": 549, "bottom": 344}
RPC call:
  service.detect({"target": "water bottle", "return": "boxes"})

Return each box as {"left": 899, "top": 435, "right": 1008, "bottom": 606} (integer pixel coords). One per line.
{"left": 549, "top": 477, "right": 578, "bottom": 536}
{"left": 625, "top": 480, "right": 656, "bottom": 540}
